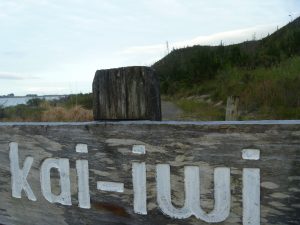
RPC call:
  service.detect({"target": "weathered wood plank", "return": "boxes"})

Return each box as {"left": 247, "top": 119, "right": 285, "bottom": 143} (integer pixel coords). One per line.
{"left": 226, "top": 96, "right": 239, "bottom": 121}
{"left": 93, "top": 66, "right": 161, "bottom": 121}
{"left": 0, "top": 121, "right": 299, "bottom": 224}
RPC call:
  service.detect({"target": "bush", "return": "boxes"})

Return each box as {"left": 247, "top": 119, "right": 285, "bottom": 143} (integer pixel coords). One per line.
{"left": 0, "top": 94, "right": 94, "bottom": 122}
{"left": 26, "top": 98, "right": 45, "bottom": 107}
{"left": 55, "top": 93, "right": 93, "bottom": 109}
{"left": 0, "top": 105, "right": 5, "bottom": 119}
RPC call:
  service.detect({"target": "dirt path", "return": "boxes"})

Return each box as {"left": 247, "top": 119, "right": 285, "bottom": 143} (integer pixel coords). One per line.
{"left": 161, "top": 100, "right": 183, "bottom": 120}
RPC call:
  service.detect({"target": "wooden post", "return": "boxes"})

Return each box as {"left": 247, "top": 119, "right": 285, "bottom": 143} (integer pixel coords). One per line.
{"left": 93, "top": 66, "right": 161, "bottom": 121}
{"left": 225, "top": 96, "right": 239, "bottom": 121}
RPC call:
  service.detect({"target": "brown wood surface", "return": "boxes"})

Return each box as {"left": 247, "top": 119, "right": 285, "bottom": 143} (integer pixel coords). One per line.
{"left": 0, "top": 121, "right": 299, "bottom": 225}
{"left": 93, "top": 66, "right": 161, "bottom": 121}
{"left": 226, "top": 96, "right": 239, "bottom": 121}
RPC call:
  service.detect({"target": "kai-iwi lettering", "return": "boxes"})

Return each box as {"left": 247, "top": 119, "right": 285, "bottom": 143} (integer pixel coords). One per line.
{"left": 8, "top": 142, "right": 260, "bottom": 225}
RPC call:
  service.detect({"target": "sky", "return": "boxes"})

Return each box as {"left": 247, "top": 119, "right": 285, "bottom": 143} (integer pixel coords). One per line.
{"left": 0, "top": 0, "right": 299, "bottom": 96}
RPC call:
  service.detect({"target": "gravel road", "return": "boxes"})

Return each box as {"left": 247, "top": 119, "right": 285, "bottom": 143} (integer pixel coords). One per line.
{"left": 161, "top": 100, "right": 183, "bottom": 120}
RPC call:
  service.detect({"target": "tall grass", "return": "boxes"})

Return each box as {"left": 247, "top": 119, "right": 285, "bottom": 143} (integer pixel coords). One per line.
{"left": 41, "top": 105, "right": 93, "bottom": 122}
{"left": 0, "top": 100, "right": 93, "bottom": 122}
{"left": 175, "top": 99, "right": 224, "bottom": 121}
{"left": 163, "top": 56, "right": 300, "bottom": 120}
{"left": 213, "top": 56, "right": 300, "bottom": 119}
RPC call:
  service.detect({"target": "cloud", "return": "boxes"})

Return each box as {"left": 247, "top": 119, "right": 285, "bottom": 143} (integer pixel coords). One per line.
{"left": 119, "top": 23, "right": 283, "bottom": 65}
{"left": 2, "top": 51, "right": 27, "bottom": 58}
{"left": 0, "top": 12, "right": 6, "bottom": 18}
{"left": 24, "top": 81, "right": 91, "bottom": 95}
{"left": 26, "top": 86, "right": 68, "bottom": 93}
{"left": 142, "top": 0, "right": 188, "bottom": 17}
{"left": 0, "top": 72, "right": 39, "bottom": 80}
{"left": 171, "top": 23, "right": 281, "bottom": 47}
{"left": 120, "top": 44, "right": 165, "bottom": 55}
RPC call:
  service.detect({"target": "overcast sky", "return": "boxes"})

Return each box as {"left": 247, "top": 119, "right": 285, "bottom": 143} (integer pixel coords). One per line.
{"left": 0, "top": 0, "right": 299, "bottom": 96}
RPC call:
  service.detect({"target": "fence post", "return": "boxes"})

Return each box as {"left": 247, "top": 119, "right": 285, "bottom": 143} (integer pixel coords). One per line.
{"left": 225, "top": 96, "right": 239, "bottom": 121}
{"left": 92, "top": 66, "right": 161, "bottom": 121}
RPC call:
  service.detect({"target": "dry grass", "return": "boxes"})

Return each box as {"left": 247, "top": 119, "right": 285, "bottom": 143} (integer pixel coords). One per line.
{"left": 41, "top": 105, "right": 93, "bottom": 122}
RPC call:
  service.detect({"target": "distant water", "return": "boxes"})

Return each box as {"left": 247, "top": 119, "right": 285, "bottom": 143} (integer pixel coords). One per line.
{"left": 0, "top": 96, "right": 65, "bottom": 107}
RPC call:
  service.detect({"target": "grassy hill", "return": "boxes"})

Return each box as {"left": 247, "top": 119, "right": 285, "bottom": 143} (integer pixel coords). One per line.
{"left": 1, "top": 18, "right": 299, "bottom": 122}
{"left": 153, "top": 17, "right": 300, "bottom": 120}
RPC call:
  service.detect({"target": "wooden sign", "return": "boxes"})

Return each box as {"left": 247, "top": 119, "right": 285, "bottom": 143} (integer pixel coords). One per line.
{"left": 0, "top": 121, "right": 299, "bottom": 225}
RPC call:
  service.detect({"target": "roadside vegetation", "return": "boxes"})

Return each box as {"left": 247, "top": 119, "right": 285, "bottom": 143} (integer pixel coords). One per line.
{"left": 0, "top": 94, "right": 93, "bottom": 122}
{"left": 153, "top": 17, "right": 300, "bottom": 120}
{"left": 165, "top": 56, "right": 300, "bottom": 120}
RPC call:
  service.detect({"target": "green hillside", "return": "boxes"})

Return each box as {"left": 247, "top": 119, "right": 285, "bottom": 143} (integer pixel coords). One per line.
{"left": 152, "top": 17, "right": 300, "bottom": 120}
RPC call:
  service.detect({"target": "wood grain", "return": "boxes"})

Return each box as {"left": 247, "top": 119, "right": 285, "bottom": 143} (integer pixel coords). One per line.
{"left": 0, "top": 122, "right": 299, "bottom": 224}
{"left": 92, "top": 66, "right": 161, "bottom": 121}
